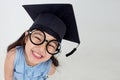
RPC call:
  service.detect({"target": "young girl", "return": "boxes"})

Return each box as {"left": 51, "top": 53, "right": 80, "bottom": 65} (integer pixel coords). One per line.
{"left": 4, "top": 4, "right": 80, "bottom": 80}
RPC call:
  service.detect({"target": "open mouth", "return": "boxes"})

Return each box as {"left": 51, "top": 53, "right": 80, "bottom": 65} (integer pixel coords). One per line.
{"left": 32, "top": 51, "right": 43, "bottom": 59}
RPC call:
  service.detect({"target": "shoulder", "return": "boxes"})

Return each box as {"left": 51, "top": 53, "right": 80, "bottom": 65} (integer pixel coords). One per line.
{"left": 4, "top": 48, "right": 16, "bottom": 67}
{"left": 4, "top": 48, "right": 16, "bottom": 80}
{"left": 6, "top": 48, "right": 16, "bottom": 60}
{"left": 48, "top": 63, "right": 56, "bottom": 75}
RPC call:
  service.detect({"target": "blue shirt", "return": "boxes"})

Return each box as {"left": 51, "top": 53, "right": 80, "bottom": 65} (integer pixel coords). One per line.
{"left": 14, "top": 46, "right": 52, "bottom": 80}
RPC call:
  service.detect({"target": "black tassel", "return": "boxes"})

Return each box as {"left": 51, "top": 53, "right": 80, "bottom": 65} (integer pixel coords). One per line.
{"left": 66, "top": 48, "right": 77, "bottom": 57}
{"left": 65, "top": 43, "right": 80, "bottom": 57}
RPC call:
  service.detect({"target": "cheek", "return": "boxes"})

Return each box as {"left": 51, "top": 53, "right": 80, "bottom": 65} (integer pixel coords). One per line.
{"left": 41, "top": 53, "right": 52, "bottom": 62}
{"left": 25, "top": 38, "right": 34, "bottom": 54}
{"left": 46, "top": 53, "right": 52, "bottom": 59}
{"left": 25, "top": 37, "right": 34, "bottom": 47}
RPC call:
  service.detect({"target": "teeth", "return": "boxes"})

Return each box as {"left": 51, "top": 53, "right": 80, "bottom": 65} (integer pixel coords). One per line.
{"left": 33, "top": 51, "right": 42, "bottom": 58}
{"left": 35, "top": 52, "right": 41, "bottom": 57}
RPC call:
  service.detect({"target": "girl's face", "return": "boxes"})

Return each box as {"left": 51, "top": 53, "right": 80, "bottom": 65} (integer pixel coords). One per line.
{"left": 24, "top": 30, "right": 58, "bottom": 66}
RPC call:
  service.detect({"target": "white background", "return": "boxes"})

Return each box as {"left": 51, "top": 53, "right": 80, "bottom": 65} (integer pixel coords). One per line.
{"left": 0, "top": 0, "right": 120, "bottom": 80}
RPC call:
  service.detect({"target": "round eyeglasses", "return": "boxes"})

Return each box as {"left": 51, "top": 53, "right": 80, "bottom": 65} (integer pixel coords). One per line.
{"left": 28, "top": 29, "right": 61, "bottom": 55}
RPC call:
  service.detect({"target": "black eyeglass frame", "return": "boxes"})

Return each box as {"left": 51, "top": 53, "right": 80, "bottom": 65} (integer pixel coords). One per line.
{"left": 28, "top": 29, "right": 61, "bottom": 55}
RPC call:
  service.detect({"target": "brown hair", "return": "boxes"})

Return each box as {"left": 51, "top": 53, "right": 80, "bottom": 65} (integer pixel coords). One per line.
{"left": 7, "top": 31, "right": 59, "bottom": 67}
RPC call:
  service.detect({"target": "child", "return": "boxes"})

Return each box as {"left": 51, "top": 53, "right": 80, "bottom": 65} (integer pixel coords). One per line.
{"left": 4, "top": 4, "right": 80, "bottom": 80}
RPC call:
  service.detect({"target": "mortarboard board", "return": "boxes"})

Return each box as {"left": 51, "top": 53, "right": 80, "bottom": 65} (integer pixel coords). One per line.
{"left": 22, "top": 4, "right": 80, "bottom": 57}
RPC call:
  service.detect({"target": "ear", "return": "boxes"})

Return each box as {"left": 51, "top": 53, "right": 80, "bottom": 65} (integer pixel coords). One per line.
{"left": 25, "top": 31, "right": 29, "bottom": 44}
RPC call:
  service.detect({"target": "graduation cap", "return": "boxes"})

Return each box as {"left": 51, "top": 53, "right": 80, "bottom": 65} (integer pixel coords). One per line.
{"left": 23, "top": 4, "right": 80, "bottom": 57}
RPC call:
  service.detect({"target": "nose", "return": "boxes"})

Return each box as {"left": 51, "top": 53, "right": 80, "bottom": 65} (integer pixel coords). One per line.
{"left": 35, "top": 39, "right": 49, "bottom": 55}
{"left": 36, "top": 42, "right": 47, "bottom": 55}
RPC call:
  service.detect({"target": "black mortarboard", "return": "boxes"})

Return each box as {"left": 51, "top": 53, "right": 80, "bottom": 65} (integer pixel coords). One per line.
{"left": 23, "top": 4, "right": 80, "bottom": 57}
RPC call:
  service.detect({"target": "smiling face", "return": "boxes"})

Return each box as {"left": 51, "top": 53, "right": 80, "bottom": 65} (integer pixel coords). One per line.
{"left": 24, "top": 29, "right": 58, "bottom": 66}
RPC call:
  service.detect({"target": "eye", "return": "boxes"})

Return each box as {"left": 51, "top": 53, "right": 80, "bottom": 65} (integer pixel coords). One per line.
{"left": 31, "top": 34, "right": 44, "bottom": 44}
{"left": 48, "top": 42, "right": 58, "bottom": 52}
{"left": 34, "top": 36, "right": 42, "bottom": 41}
{"left": 48, "top": 44, "right": 56, "bottom": 49}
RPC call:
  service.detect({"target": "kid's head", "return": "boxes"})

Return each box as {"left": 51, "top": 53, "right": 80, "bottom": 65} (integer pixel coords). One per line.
{"left": 8, "top": 4, "right": 80, "bottom": 66}
{"left": 23, "top": 4, "right": 80, "bottom": 65}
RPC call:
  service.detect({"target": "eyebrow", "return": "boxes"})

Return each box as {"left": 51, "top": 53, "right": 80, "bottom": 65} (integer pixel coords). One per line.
{"left": 50, "top": 41, "right": 58, "bottom": 46}
{"left": 34, "top": 32, "right": 44, "bottom": 37}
